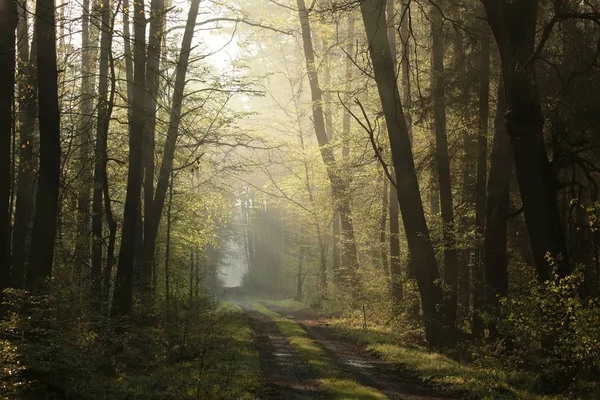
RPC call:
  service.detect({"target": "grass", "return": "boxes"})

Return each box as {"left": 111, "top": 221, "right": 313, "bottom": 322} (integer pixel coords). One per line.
{"left": 251, "top": 303, "right": 388, "bottom": 400}
{"left": 112, "top": 302, "right": 263, "bottom": 400}
{"left": 261, "top": 299, "right": 595, "bottom": 400}
{"left": 261, "top": 299, "right": 307, "bottom": 310}
{"left": 328, "top": 323, "right": 575, "bottom": 400}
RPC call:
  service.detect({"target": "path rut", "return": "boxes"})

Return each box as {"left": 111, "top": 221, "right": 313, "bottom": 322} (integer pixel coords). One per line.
{"left": 261, "top": 303, "right": 465, "bottom": 400}
{"left": 239, "top": 303, "right": 328, "bottom": 400}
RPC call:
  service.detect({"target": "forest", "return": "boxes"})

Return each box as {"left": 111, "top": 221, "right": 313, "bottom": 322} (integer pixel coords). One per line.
{"left": 1, "top": 0, "right": 600, "bottom": 398}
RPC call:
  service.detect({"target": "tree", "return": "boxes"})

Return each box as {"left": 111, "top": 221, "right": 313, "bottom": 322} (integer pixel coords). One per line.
{"left": 9, "top": 0, "right": 33, "bottom": 289}
{"left": 359, "top": 0, "right": 449, "bottom": 345}
{"left": 431, "top": 5, "right": 458, "bottom": 323}
{"left": 112, "top": 0, "right": 147, "bottom": 316}
{"left": 296, "top": 0, "right": 360, "bottom": 290}
{"left": 73, "top": 0, "right": 94, "bottom": 286}
{"left": 92, "top": 0, "right": 113, "bottom": 308}
{"left": 27, "top": 0, "right": 61, "bottom": 287}
{"left": 0, "top": 0, "right": 18, "bottom": 292}
{"left": 483, "top": 81, "right": 511, "bottom": 339}
{"left": 482, "top": 0, "right": 568, "bottom": 281}
{"left": 472, "top": 19, "right": 490, "bottom": 338}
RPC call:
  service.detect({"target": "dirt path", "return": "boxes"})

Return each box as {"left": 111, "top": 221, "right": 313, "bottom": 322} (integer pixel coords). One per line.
{"left": 239, "top": 303, "right": 329, "bottom": 399}
{"left": 262, "top": 303, "right": 464, "bottom": 400}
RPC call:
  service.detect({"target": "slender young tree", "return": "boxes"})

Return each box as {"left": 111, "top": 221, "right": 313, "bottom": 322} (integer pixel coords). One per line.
{"left": 483, "top": 81, "right": 511, "bottom": 339}
{"left": 297, "top": 0, "right": 360, "bottom": 289}
{"left": 91, "top": 0, "right": 112, "bottom": 308}
{"left": 142, "top": 0, "right": 201, "bottom": 294}
{"left": 472, "top": 21, "right": 491, "bottom": 338}
{"left": 73, "top": 0, "right": 94, "bottom": 285}
{"left": 431, "top": 5, "right": 458, "bottom": 323}
{"left": 386, "top": 0, "right": 402, "bottom": 300}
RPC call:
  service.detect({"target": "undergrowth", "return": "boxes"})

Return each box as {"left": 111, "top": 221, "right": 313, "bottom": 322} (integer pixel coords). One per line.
{"left": 0, "top": 289, "right": 261, "bottom": 400}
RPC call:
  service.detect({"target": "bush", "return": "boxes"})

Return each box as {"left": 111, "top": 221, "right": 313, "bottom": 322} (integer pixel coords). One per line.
{"left": 497, "top": 268, "right": 600, "bottom": 391}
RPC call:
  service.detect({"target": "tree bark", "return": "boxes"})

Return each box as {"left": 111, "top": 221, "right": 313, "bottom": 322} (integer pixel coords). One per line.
{"left": 431, "top": 6, "right": 458, "bottom": 324}
{"left": 483, "top": 1, "right": 568, "bottom": 280}
{"left": 297, "top": 0, "right": 359, "bottom": 290}
{"left": 73, "top": 0, "right": 94, "bottom": 286}
{"left": 386, "top": 0, "right": 402, "bottom": 300}
{"left": 359, "top": 0, "right": 449, "bottom": 345}
{"left": 483, "top": 81, "right": 511, "bottom": 339}
{"left": 164, "top": 172, "right": 173, "bottom": 312}
{"left": 112, "top": 0, "right": 147, "bottom": 316}
{"left": 472, "top": 21, "right": 490, "bottom": 338}
{"left": 142, "top": 0, "right": 201, "bottom": 293}
{"left": 27, "top": 0, "right": 61, "bottom": 287}
{"left": 92, "top": 0, "right": 113, "bottom": 310}
{"left": 12, "top": 1, "right": 36, "bottom": 289}
{"left": 141, "top": 0, "right": 166, "bottom": 303}
{"left": 0, "top": 0, "right": 18, "bottom": 291}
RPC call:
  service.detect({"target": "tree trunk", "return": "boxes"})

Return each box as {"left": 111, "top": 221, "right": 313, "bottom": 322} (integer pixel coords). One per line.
{"left": 297, "top": 0, "right": 359, "bottom": 291}
{"left": 483, "top": 81, "right": 511, "bottom": 339}
{"left": 141, "top": 0, "right": 166, "bottom": 304}
{"left": 73, "top": 0, "right": 93, "bottom": 286}
{"left": 379, "top": 174, "right": 389, "bottom": 271}
{"left": 112, "top": 0, "right": 147, "bottom": 316}
{"left": 386, "top": 0, "right": 402, "bottom": 300}
{"left": 164, "top": 172, "right": 173, "bottom": 312}
{"left": 359, "top": 0, "right": 449, "bottom": 345}
{"left": 296, "top": 226, "right": 304, "bottom": 301}
{"left": 431, "top": 6, "right": 458, "bottom": 324}
{"left": 472, "top": 21, "right": 490, "bottom": 338}
{"left": 0, "top": 0, "right": 18, "bottom": 291}
{"left": 27, "top": 0, "right": 61, "bottom": 287}
{"left": 483, "top": 1, "right": 568, "bottom": 280}
{"left": 143, "top": 0, "right": 201, "bottom": 290}
{"left": 91, "top": 0, "right": 112, "bottom": 310}
{"left": 12, "top": 2, "right": 36, "bottom": 289}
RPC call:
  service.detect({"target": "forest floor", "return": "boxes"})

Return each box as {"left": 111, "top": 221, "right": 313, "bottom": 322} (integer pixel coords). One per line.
{"left": 239, "top": 301, "right": 461, "bottom": 400}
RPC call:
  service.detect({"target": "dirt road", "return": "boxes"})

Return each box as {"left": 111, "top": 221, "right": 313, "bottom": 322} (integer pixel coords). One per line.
{"left": 242, "top": 302, "right": 466, "bottom": 400}
{"left": 239, "top": 303, "right": 329, "bottom": 399}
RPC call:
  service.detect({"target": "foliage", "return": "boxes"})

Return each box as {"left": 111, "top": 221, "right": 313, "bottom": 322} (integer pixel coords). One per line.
{"left": 497, "top": 267, "right": 600, "bottom": 391}
{"left": 0, "top": 289, "right": 261, "bottom": 400}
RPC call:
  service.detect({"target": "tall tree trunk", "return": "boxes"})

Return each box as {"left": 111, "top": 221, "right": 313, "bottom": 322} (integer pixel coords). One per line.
{"left": 112, "top": 0, "right": 147, "bottom": 316}
{"left": 296, "top": 226, "right": 304, "bottom": 301}
{"left": 483, "top": 81, "right": 511, "bottom": 339}
{"left": 143, "top": 0, "right": 201, "bottom": 286}
{"left": 12, "top": 2, "right": 36, "bottom": 289}
{"left": 27, "top": 0, "right": 61, "bottom": 287}
{"left": 386, "top": 0, "right": 402, "bottom": 300}
{"left": 472, "top": 22, "right": 490, "bottom": 338}
{"left": 359, "top": 0, "right": 449, "bottom": 345}
{"left": 141, "top": 0, "right": 166, "bottom": 304}
{"left": 0, "top": 0, "right": 18, "bottom": 291}
{"left": 164, "top": 172, "right": 173, "bottom": 313}
{"left": 431, "top": 6, "right": 458, "bottom": 323}
{"left": 297, "top": 0, "right": 359, "bottom": 291}
{"left": 73, "top": 0, "right": 93, "bottom": 286}
{"left": 483, "top": 1, "right": 568, "bottom": 280}
{"left": 92, "top": 0, "right": 112, "bottom": 309}
{"left": 379, "top": 174, "right": 389, "bottom": 271}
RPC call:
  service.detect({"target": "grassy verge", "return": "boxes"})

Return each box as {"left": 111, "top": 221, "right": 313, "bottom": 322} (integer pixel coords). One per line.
{"left": 328, "top": 323, "right": 569, "bottom": 400}
{"left": 112, "top": 302, "right": 262, "bottom": 400}
{"left": 251, "top": 303, "right": 387, "bottom": 400}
